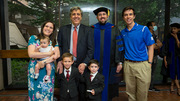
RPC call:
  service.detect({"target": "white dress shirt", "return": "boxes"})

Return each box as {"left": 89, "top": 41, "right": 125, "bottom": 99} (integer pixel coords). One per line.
{"left": 70, "top": 24, "right": 80, "bottom": 61}
{"left": 90, "top": 71, "right": 98, "bottom": 81}
{"left": 64, "top": 67, "right": 72, "bottom": 77}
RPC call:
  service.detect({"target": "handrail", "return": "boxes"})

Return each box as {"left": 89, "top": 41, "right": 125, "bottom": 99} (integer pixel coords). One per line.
{"left": 0, "top": 50, "right": 29, "bottom": 58}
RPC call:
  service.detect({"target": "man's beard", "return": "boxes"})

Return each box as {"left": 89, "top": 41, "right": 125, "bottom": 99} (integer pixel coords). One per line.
{"left": 99, "top": 21, "right": 107, "bottom": 25}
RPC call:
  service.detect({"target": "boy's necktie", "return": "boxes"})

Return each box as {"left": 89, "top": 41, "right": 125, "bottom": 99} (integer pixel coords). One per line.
{"left": 66, "top": 70, "right": 70, "bottom": 81}
{"left": 90, "top": 75, "right": 93, "bottom": 81}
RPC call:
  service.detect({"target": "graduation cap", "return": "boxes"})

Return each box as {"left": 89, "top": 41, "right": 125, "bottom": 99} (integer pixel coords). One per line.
{"left": 93, "top": 7, "right": 110, "bottom": 16}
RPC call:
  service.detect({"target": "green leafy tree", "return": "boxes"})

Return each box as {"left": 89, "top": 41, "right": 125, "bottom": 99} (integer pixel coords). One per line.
{"left": 117, "top": 0, "right": 164, "bottom": 27}
{"left": 170, "top": 0, "right": 180, "bottom": 17}
{"left": 117, "top": 0, "right": 180, "bottom": 27}
{"left": 8, "top": 0, "right": 180, "bottom": 27}
{"left": 8, "top": 0, "right": 59, "bottom": 26}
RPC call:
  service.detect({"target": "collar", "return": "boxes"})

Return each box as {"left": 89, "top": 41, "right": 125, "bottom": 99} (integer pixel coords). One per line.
{"left": 64, "top": 67, "right": 72, "bottom": 72}
{"left": 71, "top": 24, "right": 80, "bottom": 29}
{"left": 90, "top": 71, "right": 98, "bottom": 77}
{"left": 93, "top": 22, "right": 114, "bottom": 29}
{"left": 125, "top": 22, "right": 138, "bottom": 32}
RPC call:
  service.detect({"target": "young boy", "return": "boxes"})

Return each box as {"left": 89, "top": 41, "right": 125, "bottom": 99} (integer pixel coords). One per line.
{"left": 82, "top": 59, "right": 105, "bottom": 101}
{"left": 58, "top": 53, "right": 80, "bottom": 101}
{"left": 34, "top": 36, "right": 54, "bottom": 81}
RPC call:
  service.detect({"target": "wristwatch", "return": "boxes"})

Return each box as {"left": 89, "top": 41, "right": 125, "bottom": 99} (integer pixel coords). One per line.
{"left": 148, "top": 61, "right": 152, "bottom": 64}
{"left": 119, "top": 62, "right": 122, "bottom": 65}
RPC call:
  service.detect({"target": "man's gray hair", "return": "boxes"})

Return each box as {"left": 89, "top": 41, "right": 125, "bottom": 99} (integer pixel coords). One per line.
{"left": 70, "top": 6, "right": 83, "bottom": 16}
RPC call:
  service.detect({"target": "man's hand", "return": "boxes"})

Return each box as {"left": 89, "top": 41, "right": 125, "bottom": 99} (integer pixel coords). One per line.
{"left": 171, "top": 33, "right": 178, "bottom": 39}
{"left": 91, "top": 89, "right": 95, "bottom": 95}
{"left": 171, "top": 33, "right": 180, "bottom": 48}
{"left": 164, "top": 60, "right": 168, "bottom": 68}
{"left": 78, "top": 63, "right": 86, "bottom": 74}
{"left": 116, "top": 64, "right": 122, "bottom": 73}
{"left": 57, "top": 61, "right": 63, "bottom": 74}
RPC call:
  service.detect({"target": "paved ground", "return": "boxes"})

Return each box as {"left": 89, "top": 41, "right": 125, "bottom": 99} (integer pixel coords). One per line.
{"left": 0, "top": 85, "right": 180, "bottom": 101}
{"left": 116, "top": 85, "right": 180, "bottom": 101}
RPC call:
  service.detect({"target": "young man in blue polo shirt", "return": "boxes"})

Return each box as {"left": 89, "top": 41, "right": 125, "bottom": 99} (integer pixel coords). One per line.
{"left": 121, "top": 7, "right": 155, "bottom": 101}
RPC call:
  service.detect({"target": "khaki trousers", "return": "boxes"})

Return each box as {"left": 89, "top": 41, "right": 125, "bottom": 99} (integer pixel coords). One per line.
{"left": 124, "top": 61, "right": 151, "bottom": 101}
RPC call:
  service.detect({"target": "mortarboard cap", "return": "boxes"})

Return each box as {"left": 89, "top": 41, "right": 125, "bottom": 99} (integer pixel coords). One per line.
{"left": 93, "top": 7, "right": 110, "bottom": 16}
{"left": 170, "top": 23, "right": 180, "bottom": 28}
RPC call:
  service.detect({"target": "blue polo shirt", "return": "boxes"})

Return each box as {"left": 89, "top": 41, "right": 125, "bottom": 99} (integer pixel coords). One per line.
{"left": 121, "top": 22, "right": 155, "bottom": 61}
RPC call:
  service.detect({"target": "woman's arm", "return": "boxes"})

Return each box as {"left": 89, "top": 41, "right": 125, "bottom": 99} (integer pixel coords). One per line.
{"left": 164, "top": 56, "right": 168, "bottom": 68}
{"left": 154, "top": 39, "right": 163, "bottom": 49}
{"left": 28, "top": 45, "right": 53, "bottom": 58}
{"left": 37, "top": 46, "right": 60, "bottom": 68}
{"left": 37, "top": 55, "right": 55, "bottom": 68}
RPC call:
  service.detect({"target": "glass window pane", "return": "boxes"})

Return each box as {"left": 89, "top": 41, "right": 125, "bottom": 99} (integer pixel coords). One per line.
{"left": 60, "top": 0, "right": 114, "bottom": 26}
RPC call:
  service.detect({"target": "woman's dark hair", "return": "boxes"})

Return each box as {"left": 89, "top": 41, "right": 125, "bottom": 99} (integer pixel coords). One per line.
{"left": 37, "top": 21, "right": 57, "bottom": 47}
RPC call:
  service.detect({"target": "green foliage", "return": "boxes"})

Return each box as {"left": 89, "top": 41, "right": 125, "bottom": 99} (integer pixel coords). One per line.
{"left": 8, "top": 0, "right": 180, "bottom": 28}
{"left": 118, "top": 0, "right": 180, "bottom": 27}
{"left": 8, "top": 2, "right": 37, "bottom": 15}
{"left": 155, "top": 59, "right": 163, "bottom": 82}
{"left": 8, "top": 0, "right": 59, "bottom": 26}
{"left": 170, "top": 0, "right": 180, "bottom": 17}
{"left": 118, "top": 0, "right": 163, "bottom": 26}
{"left": 11, "top": 58, "right": 59, "bottom": 88}
{"left": 11, "top": 58, "right": 29, "bottom": 84}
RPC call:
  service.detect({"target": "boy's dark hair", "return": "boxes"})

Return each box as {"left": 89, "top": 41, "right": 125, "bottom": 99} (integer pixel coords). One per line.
{"left": 62, "top": 53, "right": 73, "bottom": 61}
{"left": 88, "top": 59, "right": 99, "bottom": 67}
{"left": 122, "top": 6, "right": 135, "bottom": 17}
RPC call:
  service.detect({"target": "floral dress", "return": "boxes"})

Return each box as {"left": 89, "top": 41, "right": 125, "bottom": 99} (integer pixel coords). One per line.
{"left": 28, "top": 35, "right": 58, "bottom": 101}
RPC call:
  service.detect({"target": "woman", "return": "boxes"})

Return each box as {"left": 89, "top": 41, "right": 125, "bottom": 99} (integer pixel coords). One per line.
{"left": 162, "top": 23, "right": 180, "bottom": 96}
{"left": 28, "top": 21, "right": 60, "bottom": 100}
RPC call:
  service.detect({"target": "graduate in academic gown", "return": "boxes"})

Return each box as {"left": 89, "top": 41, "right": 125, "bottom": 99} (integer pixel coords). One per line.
{"left": 91, "top": 7, "right": 124, "bottom": 101}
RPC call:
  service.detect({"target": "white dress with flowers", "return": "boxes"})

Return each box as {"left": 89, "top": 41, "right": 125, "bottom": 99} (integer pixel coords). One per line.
{"left": 28, "top": 35, "right": 57, "bottom": 101}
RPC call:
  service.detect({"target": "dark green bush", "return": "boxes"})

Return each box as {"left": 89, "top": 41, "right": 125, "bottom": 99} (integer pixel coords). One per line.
{"left": 11, "top": 58, "right": 29, "bottom": 84}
